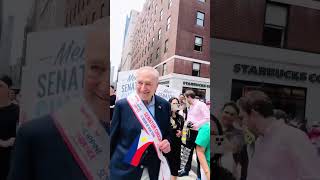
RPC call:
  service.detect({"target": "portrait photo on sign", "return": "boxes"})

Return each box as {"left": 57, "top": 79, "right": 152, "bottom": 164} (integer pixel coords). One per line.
{"left": 0, "top": 1, "right": 110, "bottom": 180}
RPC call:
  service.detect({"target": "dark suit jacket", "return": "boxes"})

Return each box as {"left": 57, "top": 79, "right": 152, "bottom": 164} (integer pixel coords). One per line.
{"left": 110, "top": 95, "right": 171, "bottom": 180}
{"left": 7, "top": 115, "right": 87, "bottom": 180}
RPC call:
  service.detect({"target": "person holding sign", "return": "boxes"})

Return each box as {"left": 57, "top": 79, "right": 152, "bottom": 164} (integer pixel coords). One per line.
{"left": 8, "top": 21, "right": 110, "bottom": 180}
{"left": 110, "top": 66, "right": 172, "bottom": 180}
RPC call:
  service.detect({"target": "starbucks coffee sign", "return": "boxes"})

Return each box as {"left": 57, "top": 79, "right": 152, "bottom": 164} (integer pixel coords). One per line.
{"left": 233, "top": 64, "right": 320, "bottom": 83}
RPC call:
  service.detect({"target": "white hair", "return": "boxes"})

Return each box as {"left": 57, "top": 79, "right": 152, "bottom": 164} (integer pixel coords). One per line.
{"left": 136, "top": 66, "right": 159, "bottom": 82}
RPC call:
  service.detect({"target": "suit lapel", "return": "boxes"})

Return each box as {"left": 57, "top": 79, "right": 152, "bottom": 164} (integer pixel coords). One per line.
{"left": 154, "top": 96, "right": 162, "bottom": 126}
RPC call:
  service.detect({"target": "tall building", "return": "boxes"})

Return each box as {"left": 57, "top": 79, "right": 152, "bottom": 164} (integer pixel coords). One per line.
{"left": 65, "top": 0, "right": 107, "bottom": 26}
{"left": 0, "top": 15, "right": 14, "bottom": 76}
{"left": 211, "top": 0, "right": 320, "bottom": 122}
{"left": 123, "top": 0, "right": 210, "bottom": 101}
{"left": 120, "top": 10, "right": 139, "bottom": 71}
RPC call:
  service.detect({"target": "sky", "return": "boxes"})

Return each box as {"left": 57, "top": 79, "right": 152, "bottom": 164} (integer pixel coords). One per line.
{"left": 110, "top": 0, "right": 145, "bottom": 81}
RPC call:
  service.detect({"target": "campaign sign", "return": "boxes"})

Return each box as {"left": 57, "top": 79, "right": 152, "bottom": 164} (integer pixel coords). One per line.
{"left": 116, "top": 70, "right": 180, "bottom": 101}
{"left": 20, "top": 27, "right": 87, "bottom": 122}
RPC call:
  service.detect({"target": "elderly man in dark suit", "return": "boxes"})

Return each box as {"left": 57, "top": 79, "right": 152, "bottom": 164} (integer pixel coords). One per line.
{"left": 110, "top": 66, "right": 172, "bottom": 180}
{"left": 7, "top": 20, "right": 110, "bottom": 180}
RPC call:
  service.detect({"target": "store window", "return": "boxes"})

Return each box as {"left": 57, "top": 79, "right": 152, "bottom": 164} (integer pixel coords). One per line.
{"left": 231, "top": 79, "right": 306, "bottom": 121}
{"left": 182, "top": 87, "right": 206, "bottom": 102}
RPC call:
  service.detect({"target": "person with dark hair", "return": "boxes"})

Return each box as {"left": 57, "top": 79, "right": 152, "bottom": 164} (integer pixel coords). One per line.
{"left": 178, "top": 94, "right": 187, "bottom": 120}
{"left": 110, "top": 85, "right": 116, "bottom": 121}
{"left": 217, "top": 102, "right": 245, "bottom": 179}
{"left": 167, "top": 97, "right": 184, "bottom": 180}
{"left": 237, "top": 90, "right": 320, "bottom": 180}
{"left": 178, "top": 90, "right": 209, "bottom": 177}
{"left": 0, "top": 75, "right": 19, "bottom": 180}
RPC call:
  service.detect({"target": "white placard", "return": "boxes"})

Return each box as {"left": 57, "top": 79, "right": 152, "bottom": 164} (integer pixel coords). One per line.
{"left": 116, "top": 70, "right": 180, "bottom": 101}
{"left": 20, "top": 27, "right": 87, "bottom": 122}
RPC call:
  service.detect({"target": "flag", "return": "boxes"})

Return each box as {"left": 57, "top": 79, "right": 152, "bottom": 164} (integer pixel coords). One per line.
{"left": 124, "top": 129, "right": 153, "bottom": 166}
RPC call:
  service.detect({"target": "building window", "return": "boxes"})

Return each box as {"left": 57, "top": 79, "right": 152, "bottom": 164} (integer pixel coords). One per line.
{"left": 82, "top": 0, "right": 85, "bottom": 10}
{"left": 194, "top": 36, "right": 203, "bottom": 51}
{"left": 65, "top": 13, "right": 68, "bottom": 26}
{"left": 156, "top": 48, "right": 160, "bottom": 59}
{"left": 164, "top": 39, "right": 169, "bottom": 53}
{"left": 77, "top": 1, "right": 80, "bottom": 13}
{"left": 192, "top": 63, "right": 200, "bottom": 77}
{"left": 158, "top": 28, "right": 162, "bottom": 40}
{"left": 73, "top": 8, "right": 76, "bottom": 19}
{"left": 166, "top": 16, "right": 171, "bottom": 31}
{"left": 153, "top": 21, "right": 156, "bottom": 31}
{"left": 69, "top": 10, "right": 72, "bottom": 24}
{"left": 198, "top": 0, "right": 205, "bottom": 2}
{"left": 168, "top": 0, "right": 172, "bottom": 9}
{"left": 196, "top": 11, "right": 205, "bottom": 27}
{"left": 160, "top": 9, "right": 163, "bottom": 21}
{"left": 263, "top": 3, "right": 288, "bottom": 48}
{"left": 152, "top": 37, "right": 155, "bottom": 46}
{"left": 92, "top": 12, "right": 96, "bottom": 23}
{"left": 155, "top": 5, "right": 158, "bottom": 14}
{"left": 163, "top": 63, "right": 167, "bottom": 75}
{"left": 101, "top": 3, "right": 105, "bottom": 18}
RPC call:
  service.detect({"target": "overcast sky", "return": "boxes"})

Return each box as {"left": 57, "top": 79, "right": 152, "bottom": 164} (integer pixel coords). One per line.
{"left": 110, "top": 0, "right": 145, "bottom": 81}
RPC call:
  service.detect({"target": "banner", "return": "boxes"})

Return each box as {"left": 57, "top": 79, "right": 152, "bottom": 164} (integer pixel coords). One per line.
{"left": 20, "top": 27, "right": 87, "bottom": 122}
{"left": 116, "top": 70, "right": 180, "bottom": 101}
{"left": 116, "top": 70, "right": 137, "bottom": 100}
{"left": 155, "top": 85, "right": 180, "bottom": 101}
{"left": 53, "top": 97, "right": 109, "bottom": 180}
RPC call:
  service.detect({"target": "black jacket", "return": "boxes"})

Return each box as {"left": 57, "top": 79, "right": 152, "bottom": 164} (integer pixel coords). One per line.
{"left": 8, "top": 115, "right": 87, "bottom": 180}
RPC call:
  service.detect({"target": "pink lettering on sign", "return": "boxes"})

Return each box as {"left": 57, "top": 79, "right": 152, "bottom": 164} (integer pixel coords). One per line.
{"left": 76, "top": 133, "right": 97, "bottom": 160}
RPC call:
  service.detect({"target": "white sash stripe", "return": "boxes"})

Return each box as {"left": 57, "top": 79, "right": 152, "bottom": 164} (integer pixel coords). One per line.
{"left": 127, "top": 93, "right": 171, "bottom": 180}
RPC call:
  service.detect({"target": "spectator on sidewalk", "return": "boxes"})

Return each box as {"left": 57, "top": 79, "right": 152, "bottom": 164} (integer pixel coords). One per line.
{"left": 195, "top": 122, "right": 210, "bottom": 180}
{"left": 0, "top": 75, "right": 19, "bottom": 180}
{"left": 167, "top": 97, "right": 184, "bottom": 180}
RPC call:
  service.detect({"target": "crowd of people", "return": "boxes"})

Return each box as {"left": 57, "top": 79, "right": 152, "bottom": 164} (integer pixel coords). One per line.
{"left": 110, "top": 66, "right": 210, "bottom": 180}
{"left": 212, "top": 91, "right": 320, "bottom": 180}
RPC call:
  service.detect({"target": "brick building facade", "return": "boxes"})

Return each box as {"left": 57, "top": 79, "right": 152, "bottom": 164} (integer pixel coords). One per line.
{"left": 211, "top": 0, "right": 320, "bottom": 122}
{"left": 65, "top": 0, "right": 107, "bottom": 26}
{"left": 122, "top": 0, "right": 210, "bottom": 100}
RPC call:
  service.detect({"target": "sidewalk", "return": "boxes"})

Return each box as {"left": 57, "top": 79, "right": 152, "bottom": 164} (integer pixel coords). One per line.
{"left": 177, "top": 150, "right": 198, "bottom": 180}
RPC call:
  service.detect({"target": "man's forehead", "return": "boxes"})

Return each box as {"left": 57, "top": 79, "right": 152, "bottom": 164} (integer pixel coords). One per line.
{"left": 136, "top": 76, "right": 154, "bottom": 83}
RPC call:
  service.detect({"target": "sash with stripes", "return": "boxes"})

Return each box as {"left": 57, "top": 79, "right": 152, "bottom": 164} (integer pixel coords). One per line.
{"left": 127, "top": 93, "right": 171, "bottom": 180}
{"left": 52, "top": 98, "right": 109, "bottom": 180}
